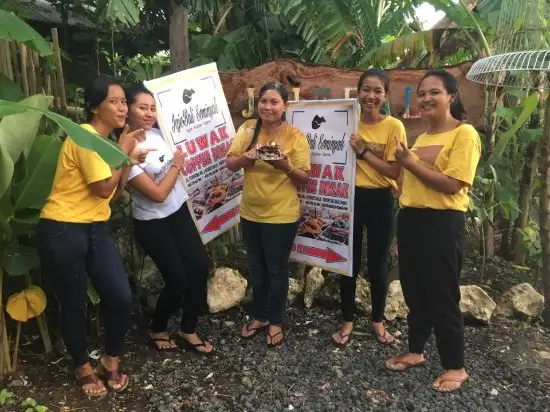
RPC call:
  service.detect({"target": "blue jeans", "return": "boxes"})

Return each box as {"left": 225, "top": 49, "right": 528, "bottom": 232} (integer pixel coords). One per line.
{"left": 241, "top": 218, "right": 298, "bottom": 325}
{"left": 36, "top": 219, "right": 132, "bottom": 366}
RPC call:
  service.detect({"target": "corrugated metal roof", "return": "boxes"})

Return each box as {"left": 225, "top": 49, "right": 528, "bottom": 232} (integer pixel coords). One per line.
{"left": 3, "top": 0, "right": 95, "bottom": 28}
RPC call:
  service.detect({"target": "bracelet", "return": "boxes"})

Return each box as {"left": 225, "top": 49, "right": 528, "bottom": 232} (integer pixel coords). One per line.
{"left": 285, "top": 165, "right": 295, "bottom": 175}
{"left": 171, "top": 163, "right": 182, "bottom": 172}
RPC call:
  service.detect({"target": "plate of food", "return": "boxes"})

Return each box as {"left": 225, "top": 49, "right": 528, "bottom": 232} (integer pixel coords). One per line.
{"left": 255, "top": 141, "right": 285, "bottom": 161}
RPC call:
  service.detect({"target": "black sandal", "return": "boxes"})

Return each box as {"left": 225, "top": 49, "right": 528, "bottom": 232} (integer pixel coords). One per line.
{"left": 267, "top": 330, "right": 285, "bottom": 348}
{"left": 241, "top": 321, "right": 268, "bottom": 340}
{"left": 174, "top": 334, "right": 213, "bottom": 355}
{"left": 149, "top": 336, "right": 179, "bottom": 352}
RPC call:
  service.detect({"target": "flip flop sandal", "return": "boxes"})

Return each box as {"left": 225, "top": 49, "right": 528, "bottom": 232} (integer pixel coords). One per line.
{"left": 375, "top": 330, "right": 396, "bottom": 345}
{"left": 385, "top": 356, "right": 426, "bottom": 372}
{"left": 175, "top": 335, "right": 213, "bottom": 355}
{"left": 149, "top": 336, "right": 179, "bottom": 352}
{"left": 96, "top": 361, "right": 130, "bottom": 393}
{"left": 432, "top": 376, "right": 469, "bottom": 393}
{"left": 75, "top": 373, "right": 107, "bottom": 398}
{"left": 267, "top": 330, "right": 285, "bottom": 348}
{"left": 331, "top": 331, "right": 351, "bottom": 347}
{"left": 241, "top": 321, "right": 268, "bottom": 340}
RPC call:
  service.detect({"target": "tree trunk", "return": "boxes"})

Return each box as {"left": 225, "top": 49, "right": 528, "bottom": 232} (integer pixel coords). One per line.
{"left": 169, "top": 2, "right": 189, "bottom": 73}
{"left": 482, "top": 86, "right": 498, "bottom": 258}
{"left": 538, "top": 90, "right": 550, "bottom": 326}
{"left": 512, "top": 140, "right": 538, "bottom": 265}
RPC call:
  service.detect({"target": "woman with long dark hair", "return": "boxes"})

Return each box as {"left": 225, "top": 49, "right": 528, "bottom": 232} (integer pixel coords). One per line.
{"left": 387, "top": 69, "right": 481, "bottom": 393}
{"left": 331, "top": 69, "right": 406, "bottom": 346}
{"left": 37, "top": 77, "right": 150, "bottom": 396}
{"left": 226, "top": 82, "right": 311, "bottom": 346}
{"left": 125, "top": 84, "right": 213, "bottom": 354}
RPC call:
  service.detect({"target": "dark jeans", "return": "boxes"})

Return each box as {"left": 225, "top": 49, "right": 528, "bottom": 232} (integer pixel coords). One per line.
{"left": 398, "top": 208, "right": 465, "bottom": 370}
{"left": 36, "top": 219, "right": 132, "bottom": 366}
{"left": 341, "top": 187, "right": 393, "bottom": 322}
{"left": 241, "top": 218, "right": 298, "bottom": 325}
{"left": 133, "top": 204, "right": 210, "bottom": 334}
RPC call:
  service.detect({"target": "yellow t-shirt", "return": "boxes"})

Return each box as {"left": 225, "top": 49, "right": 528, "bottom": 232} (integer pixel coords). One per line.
{"left": 41, "top": 124, "right": 115, "bottom": 223}
{"left": 399, "top": 123, "right": 481, "bottom": 212}
{"left": 227, "top": 120, "right": 311, "bottom": 223}
{"left": 355, "top": 116, "right": 406, "bottom": 189}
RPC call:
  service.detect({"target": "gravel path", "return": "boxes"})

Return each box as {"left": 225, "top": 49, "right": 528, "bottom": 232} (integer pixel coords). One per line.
{"left": 8, "top": 306, "right": 550, "bottom": 412}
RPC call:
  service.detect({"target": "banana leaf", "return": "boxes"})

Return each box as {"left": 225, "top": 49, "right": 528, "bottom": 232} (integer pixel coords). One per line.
{"left": 0, "top": 9, "right": 53, "bottom": 57}
{"left": 0, "top": 99, "right": 129, "bottom": 169}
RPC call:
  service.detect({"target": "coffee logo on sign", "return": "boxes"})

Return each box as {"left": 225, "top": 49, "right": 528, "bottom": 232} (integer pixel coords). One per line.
{"left": 182, "top": 89, "right": 195, "bottom": 104}
{"left": 311, "top": 115, "right": 326, "bottom": 129}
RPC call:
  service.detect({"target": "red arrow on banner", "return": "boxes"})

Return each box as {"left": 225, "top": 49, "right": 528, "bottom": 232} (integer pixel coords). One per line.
{"left": 203, "top": 206, "right": 239, "bottom": 233}
{"left": 298, "top": 245, "right": 347, "bottom": 263}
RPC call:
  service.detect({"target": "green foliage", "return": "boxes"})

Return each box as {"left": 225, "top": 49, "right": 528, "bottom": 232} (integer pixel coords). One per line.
{"left": 97, "top": 0, "right": 145, "bottom": 26}
{"left": 2, "top": 244, "right": 40, "bottom": 276}
{"left": 21, "top": 397, "right": 48, "bottom": 412}
{"left": 0, "top": 9, "right": 53, "bottom": 57}
{"left": 0, "top": 389, "right": 14, "bottom": 406}
{"left": 0, "top": 75, "right": 24, "bottom": 102}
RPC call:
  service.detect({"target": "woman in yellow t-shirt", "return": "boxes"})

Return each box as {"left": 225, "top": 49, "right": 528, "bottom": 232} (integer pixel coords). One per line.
{"left": 226, "top": 82, "right": 311, "bottom": 347}
{"left": 386, "top": 70, "right": 481, "bottom": 393}
{"left": 331, "top": 69, "right": 406, "bottom": 347}
{"left": 36, "top": 78, "right": 149, "bottom": 397}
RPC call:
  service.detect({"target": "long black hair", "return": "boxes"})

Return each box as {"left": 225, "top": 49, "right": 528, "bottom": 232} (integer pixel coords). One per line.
{"left": 84, "top": 77, "right": 123, "bottom": 122}
{"left": 245, "top": 82, "right": 289, "bottom": 151}
{"left": 419, "top": 69, "right": 466, "bottom": 121}
{"left": 125, "top": 83, "right": 154, "bottom": 106}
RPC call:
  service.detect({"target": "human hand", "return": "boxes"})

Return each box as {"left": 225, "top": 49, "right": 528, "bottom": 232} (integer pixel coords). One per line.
{"left": 119, "top": 125, "right": 145, "bottom": 154}
{"left": 350, "top": 133, "right": 365, "bottom": 154}
{"left": 241, "top": 151, "right": 257, "bottom": 170}
{"left": 395, "top": 137, "right": 413, "bottom": 168}
{"left": 172, "top": 150, "right": 186, "bottom": 170}
{"left": 264, "top": 156, "right": 291, "bottom": 172}
{"left": 129, "top": 146, "right": 156, "bottom": 165}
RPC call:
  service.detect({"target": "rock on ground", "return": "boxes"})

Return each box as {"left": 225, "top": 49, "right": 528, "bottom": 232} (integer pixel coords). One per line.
{"left": 497, "top": 283, "right": 544, "bottom": 319}
{"left": 384, "top": 280, "right": 408, "bottom": 321}
{"left": 460, "top": 285, "right": 497, "bottom": 323}
{"left": 207, "top": 268, "right": 248, "bottom": 313}
{"left": 355, "top": 277, "right": 371, "bottom": 315}
{"left": 288, "top": 278, "right": 304, "bottom": 303}
{"left": 304, "top": 267, "right": 324, "bottom": 308}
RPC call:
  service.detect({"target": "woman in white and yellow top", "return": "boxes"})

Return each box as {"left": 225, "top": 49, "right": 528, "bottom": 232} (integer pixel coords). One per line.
{"left": 332, "top": 69, "right": 406, "bottom": 347}
{"left": 387, "top": 69, "right": 481, "bottom": 393}
{"left": 226, "top": 82, "right": 311, "bottom": 347}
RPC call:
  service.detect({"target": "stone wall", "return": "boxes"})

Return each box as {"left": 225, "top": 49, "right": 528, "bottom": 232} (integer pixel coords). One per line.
{"left": 219, "top": 60, "right": 485, "bottom": 144}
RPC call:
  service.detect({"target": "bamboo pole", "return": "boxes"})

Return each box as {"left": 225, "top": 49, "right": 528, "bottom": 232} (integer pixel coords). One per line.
{"left": 5, "top": 40, "right": 14, "bottom": 80}
{"left": 32, "top": 51, "right": 41, "bottom": 93}
{"left": 51, "top": 28, "right": 67, "bottom": 112}
{"left": 10, "top": 41, "right": 20, "bottom": 85}
{"left": 19, "top": 43, "right": 29, "bottom": 97}
{"left": 51, "top": 71, "right": 60, "bottom": 109}
{"left": 28, "top": 48, "right": 37, "bottom": 96}
{"left": 0, "top": 40, "right": 7, "bottom": 75}
{"left": 45, "top": 73, "right": 52, "bottom": 95}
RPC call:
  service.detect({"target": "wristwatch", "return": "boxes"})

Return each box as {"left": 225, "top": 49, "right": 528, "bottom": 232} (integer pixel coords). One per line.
{"left": 357, "top": 147, "right": 369, "bottom": 159}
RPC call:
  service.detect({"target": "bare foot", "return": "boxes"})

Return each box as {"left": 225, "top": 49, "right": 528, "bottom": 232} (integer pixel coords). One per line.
{"left": 372, "top": 321, "right": 396, "bottom": 344}
{"left": 75, "top": 363, "right": 107, "bottom": 397}
{"left": 433, "top": 369, "right": 469, "bottom": 392}
{"left": 241, "top": 319, "right": 269, "bottom": 338}
{"left": 267, "top": 325, "right": 284, "bottom": 346}
{"left": 98, "top": 356, "right": 129, "bottom": 392}
{"left": 386, "top": 353, "right": 425, "bottom": 372}
{"left": 150, "top": 331, "right": 177, "bottom": 350}
{"left": 178, "top": 331, "right": 214, "bottom": 353}
{"left": 331, "top": 321, "right": 353, "bottom": 345}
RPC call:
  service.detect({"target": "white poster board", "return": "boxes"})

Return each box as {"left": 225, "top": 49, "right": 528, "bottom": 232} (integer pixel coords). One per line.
{"left": 145, "top": 63, "right": 241, "bottom": 244}
{"left": 287, "top": 99, "right": 358, "bottom": 277}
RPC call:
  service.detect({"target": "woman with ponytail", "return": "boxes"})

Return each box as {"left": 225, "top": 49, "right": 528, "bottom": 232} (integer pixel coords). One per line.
{"left": 386, "top": 70, "right": 481, "bottom": 393}
{"left": 226, "top": 82, "right": 311, "bottom": 347}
